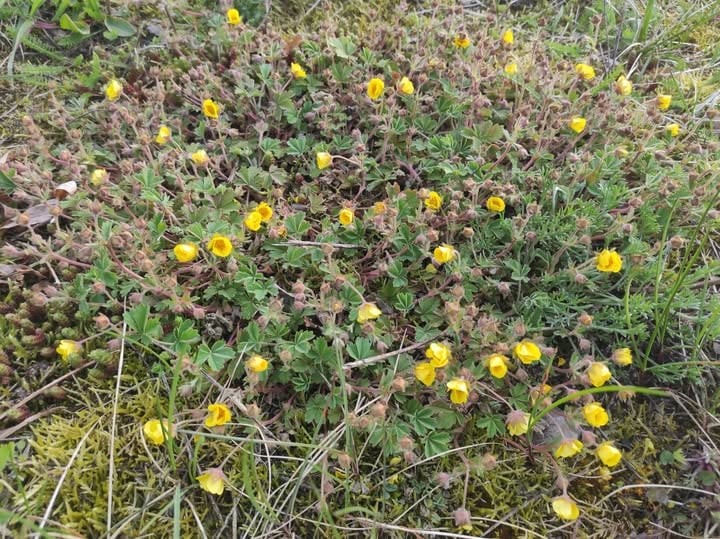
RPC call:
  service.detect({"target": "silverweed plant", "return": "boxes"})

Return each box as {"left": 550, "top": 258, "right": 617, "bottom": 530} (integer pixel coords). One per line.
{"left": 1, "top": 0, "right": 719, "bottom": 537}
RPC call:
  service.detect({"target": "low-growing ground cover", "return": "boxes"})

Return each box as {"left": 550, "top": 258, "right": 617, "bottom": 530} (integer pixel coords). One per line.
{"left": 1, "top": 0, "right": 719, "bottom": 537}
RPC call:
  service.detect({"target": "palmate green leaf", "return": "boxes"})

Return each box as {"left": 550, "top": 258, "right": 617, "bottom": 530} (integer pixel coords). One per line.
{"left": 423, "top": 431, "right": 451, "bottom": 458}
{"left": 347, "top": 337, "right": 374, "bottom": 361}
{"left": 124, "top": 304, "right": 162, "bottom": 340}
{"left": 165, "top": 318, "right": 200, "bottom": 355}
{"left": 327, "top": 36, "right": 357, "bottom": 59}
{"left": 475, "top": 414, "right": 506, "bottom": 438}
{"left": 195, "top": 341, "right": 235, "bottom": 370}
{"left": 405, "top": 405, "right": 435, "bottom": 436}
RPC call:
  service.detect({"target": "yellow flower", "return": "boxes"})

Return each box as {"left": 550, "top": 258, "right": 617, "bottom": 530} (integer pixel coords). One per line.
{"left": 205, "top": 403, "right": 232, "bottom": 428}
{"left": 597, "top": 442, "right": 622, "bottom": 467}
{"left": 454, "top": 36, "right": 470, "bottom": 49}
{"left": 615, "top": 75, "right": 633, "bottom": 96}
{"left": 486, "top": 196, "right": 505, "bottom": 212}
{"left": 290, "top": 62, "right": 307, "bottom": 79}
{"left": 373, "top": 201, "right": 387, "bottom": 215}
{"left": 596, "top": 249, "right": 622, "bottom": 273}
{"left": 612, "top": 348, "right": 633, "bottom": 367}
{"left": 244, "top": 211, "right": 263, "bottom": 232}
{"left": 414, "top": 362, "right": 436, "bottom": 386}
{"left": 190, "top": 149, "right": 209, "bottom": 166}
{"left": 338, "top": 208, "right": 354, "bottom": 226}
{"left": 316, "top": 151, "right": 332, "bottom": 170}
{"left": 398, "top": 76, "right": 414, "bottom": 95}
{"left": 574, "top": 63, "right": 595, "bottom": 80}
{"left": 433, "top": 244, "right": 455, "bottom": 264}
{"left": 501, "top": 29, "right": 514, "bottom": 44}
{"left": 143, "top": 419, "right": 174, "bottom": 445}
{"left": 367, "top": 78, "right": 385, "bottom": 100}
{"left": 657, "top": 94, "right": 672, "bottom": 111}
{"left": 357, "top": 302, "right": 382, "bottom": 323}
{"left": 155, "top": 126, "right": 171, "bottom": 144}
{"left": 555, "top": 438, "right": 583, "bottom": 458}
{"left": 485, "top": 354, "right": 508, "bottom": 379}
{"left": 247, "top": 354, "right": 268, "bottom": 373}
{"left": 256, "top": 202, "right": 273, "bottom": 222}
{"left": 583, "top": 402, "right": 609, "bottom": 427}
{"left": 447, "top": 378, "right": 470, "bottom": 404}
{"left": 174, "top": 243, "right": 199, "bottom": 263}
{"left": 587, "top": 362, "right": 612, "bottom": 387}
{"left": 105, "top": 79, "right": 123, "bottom": 101}
{"left": 569, "top": 116, "right": 586, "bottom": 134}
{"left": 504, "top": 63, "right": 518, "bottom": 75}
{"left": 513, "top": 341, "right": 541, "bottom": 365}
{"left": 197, "top": 468, "right": 226, "bottom": 495}
{"left": 91, "top": 168, "right": 108, "bottom": 186}
{"left": 552, "top": 496, "right": 580, "bottom": 521}
{"left": 226, "top": 8, "right": 242, "bottom": 25}
{"left": 424, "top": 191, "right": 443, "bottom": 211}
{"left": 207, "top": 234, "right": 233, "bottom": 257}
{"left": 506, "top": 410, "right": 530, "bottom": 436}
{"left": 666, "top": 123, "right": 680, "bottom": 137}
{"left": 56, "top": 339, "right": 81, "bottom": 360}
{"left": 203, "top": 99, "right": 220, "bottom": 119}
{"left": 425, "top": 342, "right": 452, "bottom": 368}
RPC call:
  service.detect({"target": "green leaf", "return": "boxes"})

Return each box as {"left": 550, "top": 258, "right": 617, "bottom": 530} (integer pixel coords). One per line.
{"left": 195, "top": 341, "right": 235, "bottom": 370}
{"left": 327, "top": 37, "right": 357, "bottom": 59}
{"left": 0, "top": 442, "right": 14, "bottom": 473}
{"left": 347, "top": 338, "right": 374, "bottom": 361}
{"left": 393, "top": 292, "right": 414, "bottom": 314}
{"left": 0, "top": 169, "right": 16, "bottom": 193}
{"left": 406, "top": 405, "right": 435, "bottom": 436}
{"left": 104, "top": 16, "right": 136, "bottom": 37}
{"left": 304, "top": 394, "right": 327, "bottom": 426}
{"left": 423, "top": 431, "right": 451, "bottom": 458}
{"left": 59, "top": 13, "right": 90, "bottom": 35}
{"left": 166, "top": 318, "right": 200, "bottom": 355}
{"left": 475, "top": 414, "right": 506, "bottom": 438}
{"left": 124, "top": 304, "right": 162, "bottom": 340}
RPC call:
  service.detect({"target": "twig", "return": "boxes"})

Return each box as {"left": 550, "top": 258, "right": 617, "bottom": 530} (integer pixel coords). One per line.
{"left": 343, "top": 330, "right": 448, "bottom": 370}
{"left": 272, "top": 240, "right": 361, "bottom": 249}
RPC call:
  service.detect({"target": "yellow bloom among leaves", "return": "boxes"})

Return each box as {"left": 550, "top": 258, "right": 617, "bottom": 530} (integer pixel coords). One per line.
{"left": 666, "top": 123, "right": 680, "bottom": 137}
{"left": 143, "top": 419, "right": 174, "bottom": 445}
{"left": 256, "top": 202, "right": 273, "bottom": 222}
{"left": 398, "top": 76, "right": 414, "bottom": 95}
{"left": 207, "top": 234, "right": 233, "bottom": 257}
{"left": 105, "top": 79, "right": 123, "bottom": 101}
{"left": 657, "top": 94, "right": 672, "bottom": 111}
{"left": 190, "top": 149, "right": 209, "bottom": 166}
{"left": 415, "top": 362, "right": 436, "bottom": 386}
{"left": 433, "top": 244, "right": 456, "bottom": 264}
{"left": 587, "top": 362, "right": 612, "bottom": 387}
{"left": 202, "top": 99, "right": 220, "bottom": 119}
{"left": 91, "top": 168, "right": 108, "bottom": 186}
{"left": 197, "top": 468, "right": 226, "bottom": 495}
{"left": 226, "top": 8, "right": 242, "bottom": 25}
{"left": 316, "top": 151, "right": 332, "bottom": 169}
{"left": 447, "top": 378, "right": 471, "bottom": 404}
{"left": 56, "top": 339, "right": 81, "bottom": 360}
{"left": 615, "top": 75, "right": 633, "bottom": 96}
{"left": 244, "top": 211, "right": 263, "bottom": 232}
{"left": 506, "top": 410, "right": 530, "bottom": 436}
{"left": 357, "top": 302, "right": 381, "bottom": 323}
{"left": 612, "top": 348, "right": 633, "bottom": 367}
{"left": 338, "top": 208, "right": 354, "bottom": 226}
{"left": 425, "top": 342, "right": 452, "bottom": 368}
{"left": 367, "top": 78, "right": 385, "bottom": 100}
{"left": 504, "top": 63, "right": 518, "bottom": 75}
{"left": 596, "top": 249, "right": 622, "bottom": 273}
{"left": 290, "top": 62, "right": 307, "bottom": 79}
{"left": 501, "top": 29, "right": 514, "bottom": 44}
{"left": 424, "top": 191, "right": 443, "bottom": 211}
{"left": 454, "top": 35, "right": 470, "bottom": 49}
{"left": 597, "top": 442, "right": 622, "bottom": 467}
{"left": 552, "top": 496, "right": 580, "bottom": 521}
{"left": 205, "top": 403, "right": 232, "bottom": 428}
{"left": 569, "top": 116, "right": 586, "bottom": 134}
{"left": 174, "top": 243, "right": 198, "bottom": 263}
{"left": 486, "top": 196, "right": 505, "bottom": 212}
{"left": 574, "top": 63, "right": 595, "bottom": 80}
{"left": 155, "top": 126, "right": 171, "bottom": 144}
{"left": 513, "top": 340, "right": 541, "bottom": 364}
{"left": 485, "top": 354, "right": 509, "bottom": 379}
{"left": 555, "top": 438, "right": 583, "bottom": 458}
{"left": 583, "top": 402, "right": 609, "bottom": 427}
{"left": 247, "top": 354, "right": 268, "bottom": 373}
